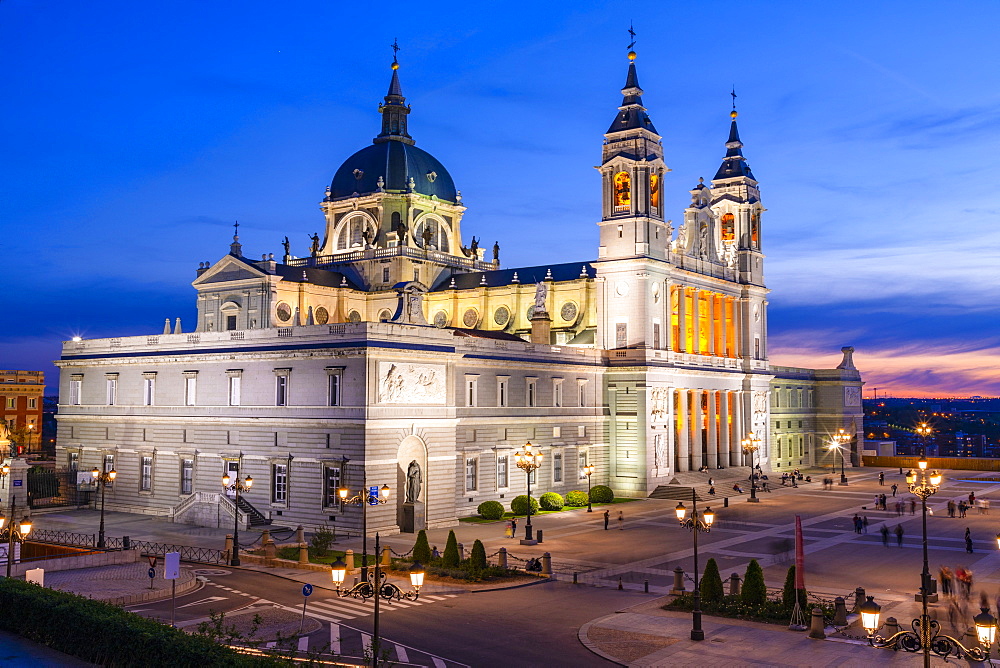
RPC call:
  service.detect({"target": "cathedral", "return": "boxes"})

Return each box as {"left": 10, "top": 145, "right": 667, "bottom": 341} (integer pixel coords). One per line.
{"left": 54, "top": 47, "right": 863, "bottom": 535}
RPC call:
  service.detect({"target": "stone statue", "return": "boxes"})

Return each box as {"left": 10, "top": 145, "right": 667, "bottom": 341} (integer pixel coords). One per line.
{"left": 406, "top": 460, "right": 422, "bottom": 503}
{"left": 699, "top": 224, "right": 709, "bottom": 258}
{"left": 654, "top": 434, "right": 665, "bottom": 473}
{"left": 362, "top": 226, "right": 374, "bottom": 247}
{"left": 309, "top": 233, "right": 320, "bottom": 257}
{"left": 469, "top": 236, "right": 479, "bottom": 254}
{"left": 421, "top": 225, "right": 433, "bottom": 248}
{"left": 396, "top": 218, "right": 408, "bottom": 244}
{"left": 492, "top": 241, "right": 500, "bottom": 262}
{"left": 533, "top": 281, "right": 548, "bottom": 314}
{"left": 282, "top": 236, "right": 290, "bottom": 259}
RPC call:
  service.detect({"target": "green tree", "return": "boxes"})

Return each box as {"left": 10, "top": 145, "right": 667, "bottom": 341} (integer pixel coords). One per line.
{"left": 539, "top": 492, "right": 564, "bottom": 511}
{"left": 741, "top": 559, "right": 767, "bottom": 606}
{"left": 442, "top": 530, "right": 460, "bottom": 567}
{"left": 589, "top": 485, "right": 614, "bottom": 504}
{"left": 700, "top": 558, "right": 724, "bottom": 603}
{"left": 412, "top": 530, "right": 432, "bottom": 564}
{"left": 781, "top": 565, "right": 807, "bottom": 611}
{"left": 469, "top": 539, "right": 488, "bottom": 570}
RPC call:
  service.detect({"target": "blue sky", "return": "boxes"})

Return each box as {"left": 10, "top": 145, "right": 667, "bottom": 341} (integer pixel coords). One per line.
{"left": 2, "top": 1, "right": 999, "bottom": 396}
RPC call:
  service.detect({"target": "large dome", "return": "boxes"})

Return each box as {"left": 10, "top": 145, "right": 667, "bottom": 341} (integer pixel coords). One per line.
{"left": 330, "top": 139, "right": 457, "bottom": 203}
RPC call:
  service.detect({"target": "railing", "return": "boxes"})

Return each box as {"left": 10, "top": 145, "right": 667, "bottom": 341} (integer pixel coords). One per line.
{"left": 130, "top": 540, "right": 226, "bottom": 564}
{"left": 31, "top": 529, "right": 98, "bottom": 548}
{"left": 29, "top": 529, "right": 226, "bottom": 564}
{"left": 286, "top": 245, "right": 498, "bottom": 272}
{"left": 862, "top": 455, "right": 1000, "bottom": 472}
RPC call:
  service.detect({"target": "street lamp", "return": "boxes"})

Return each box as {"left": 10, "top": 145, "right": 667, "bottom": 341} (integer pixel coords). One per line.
{"left": 330, "top": 533, "right": 423, "bottom": 667}
{"left": 583, "top": 464, "right": 596, "bottom": 512}
{"left": 830, "top": 428, "right": 851, "bottom": 485}
{"left": 0, "top": 464, "right": 9, "bottom": 489}
{"left": 740, "top": 434, "right": 761, "bottom": 503}
{"left": 221, "top": 472, "right": 253, "bottom": 566}
{"left": 675, "top": 489, "right": 715, "bottom": 641}
{"left": 91, "top": 467, "right": 117, "bottom": 549}
{"left": 0, "top": 496, "right": 32, "bottom": 578}
{"left": 339, "top": 482, "right": 390, "bottom": 580}
{"left": 26, "top": 425, "right": 35, "bottom": 455}
{"left": 514, "top": 442, "right": 543, "bottom": 541}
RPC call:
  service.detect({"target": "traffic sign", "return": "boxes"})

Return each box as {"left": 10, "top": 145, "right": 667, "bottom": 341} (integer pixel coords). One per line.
{"left": 302, "top": 583, "right": 313, "bottom": 597}
{"left": 368, "top": 485, "right": 379, "bottom": 505}
{"left": 148, "top": 568, "right": 156, "bottom": 579}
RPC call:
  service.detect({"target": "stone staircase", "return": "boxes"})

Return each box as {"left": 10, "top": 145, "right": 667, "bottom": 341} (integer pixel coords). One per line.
{"left": 649, "top": 466, "right": 753, "bottom": 502}
{"left": 236, "top": 495, "right": 273, "bottom": 527}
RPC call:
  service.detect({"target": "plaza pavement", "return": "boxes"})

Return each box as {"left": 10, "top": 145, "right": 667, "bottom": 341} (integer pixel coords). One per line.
{"left": 28, "top": 465, "right": 1000, "bottom": 665}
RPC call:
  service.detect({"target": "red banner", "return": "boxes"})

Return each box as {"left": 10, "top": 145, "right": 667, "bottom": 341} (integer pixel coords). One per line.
{"left": 794, "top": 515, "right": 805, "bottom": 589}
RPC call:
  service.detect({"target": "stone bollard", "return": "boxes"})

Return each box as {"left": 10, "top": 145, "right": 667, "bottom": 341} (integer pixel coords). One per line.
{"left": 458, "top": 543, "right": 465, "bottom": 561}
{"left": 299, "top": 541, "right": 309, "bottom": 565}
{"left": 498, "top": 547, "right": 508, "bottom": 569}
{"left": 345, "top": 549, "right": 355, "bottom": 572}
{"left": 852, "top": 587, "right": 866, "bottom": 613}
{"left": 261, "top": 529, "right": 271, "bottom": 545}
{"left": 618, "top": 577, "right": 623, "bottom": 590}
{"left": 728, "top": 573, "right": 741, "bottom": 597}
{"left": 381, "top": 545, "right": 391, "bottom": 567}
{"left": 808, "top": 607, "right": 826, "bottom": 639}
{"left": 833, "top": 597, "right": 848, "bottom": 626}
{"left": 224, "top": 534, "right": 234, "bottom": 563}
{"left": 883, "top": 616, "right": 900, "bottom": 636}
{"left": 537, "top": 530, "right": 544, "bottom": 543}
{"left": 671, "top": 567, "right": 686, "bottom": 595}
{"left": 296, "top": 525, "right": 306, "bottom": 545}
{"left": 541, "top": 552, "right": 552, "bottom": 576}
{"left": 263, "top": 537, "right": 277, "bottom": 566}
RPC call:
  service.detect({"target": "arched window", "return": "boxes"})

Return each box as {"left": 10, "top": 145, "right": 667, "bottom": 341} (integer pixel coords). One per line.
{"left": 613, "top": 172, "right": 631, "bottom": 212}
{"left": 649, "top": 173, "right": 660, "bottom": 212}
{"left": 751, "top": 212, "right": 760, "bottom": 249}
{"left": 335, "top": 215, "right": 376, "bottom": 251}
{"left": 721, "top": 213, "right": 735, "bottom": 241}
{"left": 414, "top": 217, "right": 450, "bottom": 253}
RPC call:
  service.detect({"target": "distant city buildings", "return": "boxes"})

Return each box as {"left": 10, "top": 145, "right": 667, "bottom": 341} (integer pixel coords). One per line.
{"left": 0, "top": 370, "right": 44, "bottom": 455}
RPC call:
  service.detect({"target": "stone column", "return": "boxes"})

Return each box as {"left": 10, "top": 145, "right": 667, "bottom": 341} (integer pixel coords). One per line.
{"left": 706, "top": 391, "right": 719, "bottom": 469}
{"left": 733, "top": 391, "right": 745, "bottom": 466}
{"left": 720, "top": 391, "right": 731, "bottom": 467}
{"left": 665, "top": 281, "right": 674, "bottom": 351}
{"left": 691, "top": 289, "right": 701, "bottom": 355}
{"left": 676, "top": 390, "right": 690, "bottom": 472}
{"left": 707, "top": 293, "right": 717, "bottom": 357}
{"left": 691, "top": 390, "right": 704, "bottom": 471}
{"left": 677, "top": 286, "right": 687, "bottom": 352}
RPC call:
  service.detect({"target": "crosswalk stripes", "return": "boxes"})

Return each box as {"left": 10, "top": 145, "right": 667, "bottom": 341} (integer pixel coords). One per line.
{"left": 272, "top": 593, "right": 458, "bottom": 622}
{"left": 330, "top": 623, "right": 341, "bottom": 655}
{"left": 396, "top": 644, "right": 409, "bottom": 663}
{"left": 297, "top": 636, "right": 309, "bottom": 652}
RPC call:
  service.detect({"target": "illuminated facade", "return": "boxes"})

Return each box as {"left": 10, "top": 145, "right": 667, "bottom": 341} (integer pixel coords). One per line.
{"left": 55, "top": 49, "right": 862, "bottom": 532}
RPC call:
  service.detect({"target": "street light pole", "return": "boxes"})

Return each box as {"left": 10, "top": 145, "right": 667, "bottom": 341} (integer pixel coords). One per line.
{"left": 1, "top": 496, "right": 32, "bottom": 578}
{"left": 91, "top": 467, "right": 117, "bottom": 548}
{"left": 675, "top": 489, "right": 715, "bottom": 641}
{"left": 906, "top": 432, "right": 941, "bottom": 668}
{"left": 339, "top": 483, "right": 390, "bottom": 580}
{"left": 741, "top": 434, "right": 761, "bottom": 503}
{"left": 221, "top": 472, "right": 253, "bottom": 566}
{"left": 514, "top": 442, "right": 543, "bottom": 541}
{"left": 583, "top": 464, "right": 595, "bottom": 512}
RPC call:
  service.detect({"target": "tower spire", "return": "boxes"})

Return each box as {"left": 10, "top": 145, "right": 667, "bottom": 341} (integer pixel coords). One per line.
{"left": 713, "top": 91, "right": 754, "bottom": 181}
{"left": 607, "top": 27, "right": 656, "bottom": 134}
{"left": 375, "top": 38, "right": 414, "bottom": 145}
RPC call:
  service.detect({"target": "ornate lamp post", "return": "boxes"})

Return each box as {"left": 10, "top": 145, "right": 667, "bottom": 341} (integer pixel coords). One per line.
{"left": 221, "top": 472, "right": 253, "bottom": 566}
{"left": 583, "top": 464, "right": 596, "bottom": 512}
{"left": 331, "top": 533, "right": 424, "bottom": 668}
{"left": 91, "top": 467, "right": 117, "bottom": 548}
{"left": 829, "top": 428, "right": 851, "bottom": 485}
{"left": 514, "top": 442, "right": 543, "bottom": 541}
{"left": 0, "top": 497, "right": 32, "bottom": 578}
{"left": 740, "top": 434, "right": 761, "bottom": 502}
{"left": 339, "top": 483, "right": 390, "bottom": 580}
{"left": 675, "top": 489, "right": 715, "bottom": 641}
{"left": 0, "top": 463, "right": 8, "bottom": 489}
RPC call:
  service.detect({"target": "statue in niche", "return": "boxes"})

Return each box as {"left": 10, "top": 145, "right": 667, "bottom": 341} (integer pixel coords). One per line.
{"left": 309, "top": 233, "right": 320, "bottom": 257}
{"left": 699, "top": 224, "right": 709, "bottom": 259}
{"left": 396, "top": 218, "right": 408, "bottom": 244}
{"left": 406, "top": 460, "right": 422, "bottom": 503}
{"left": 533, "top": 281, "right": 548, "bottom": 314}
{"left": 677, "top": 224, "right": 688, "bottom": 252}
{"left": 421, "top": 225, "right": 433, "bottom": 248}
{"left": 362, "top": 226, "right": 374, "bottom": 247}
{"left": 653, "top": 434, "right": 665, "bottom": 473}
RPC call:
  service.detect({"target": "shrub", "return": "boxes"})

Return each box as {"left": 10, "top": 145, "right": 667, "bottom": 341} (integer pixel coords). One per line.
{"left": 470, "top": 539, "right": 488, "bottom": 570}
{"left": 477, "top": 500, "right": 505, "bottom": 520}
{"left": 741, "top": 559, "right": 767, "bottom": 606}
{"left": 589, "top": 485, "right": 614, "bottom": 504}
{"left": 510, "top": 495, "right": 539, "bottom": 516}
{"left": 309, "top": 525, "right": 335, "bottom": 557}
{"left": 412, "top": 530, "right": 432, "bottom": 564}
{"left": 442, "top": 530, "right": 460, "bottom": 568}
{"left": 565, "top": 490, "right": 589, "bottom": 507}
{"left": 701, "top": 558, "right": 724, "bottom": 603}
{"left": 539, "top": 492, "right": 564, "bottom": 511}
{"left": 781, "top": 565, "right": 807, "bottom": 611}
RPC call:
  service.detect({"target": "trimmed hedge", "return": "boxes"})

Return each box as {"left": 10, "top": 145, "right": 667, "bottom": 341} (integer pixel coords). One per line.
{"left": 477, "top": 500, "right": 505, "bottom": 520}
{"left": 442, "top": 530, "right": 460, "bottom": 568}
{"left": 741, "top": 559, "right": 767, "bottom": 606}
{"left": 701, "top": 558, "right": 724, "bottom": 603}
{"left": 539, "top": 492, "right": 564, "bottom": 511}
{"left": 470, "top": 539, "right": 488, "bottom": 570}
{"left": 412, "top": 529, "right": 432, "bottom": 564}
{"left": 589, "top": 485, "right": 615, "bottom": 504}
{"left": 565, "top": 490, "right": 589, "bottom": 507}
{"left": 0, "top": 579, "right": 269, "bottom": 666}
{"left": 510, "top": 495, "right": 539, "bottom": 516}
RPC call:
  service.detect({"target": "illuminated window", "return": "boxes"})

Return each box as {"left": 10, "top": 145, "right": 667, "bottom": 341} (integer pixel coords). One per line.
{"left": 650, "top": 173, "right": 660, "bottom": 211}
{"left": 613, "top": 172, "right": 631, "bottom": 211}
{"left": 721, "top": 213, "right": 735, "bottom": 241}
{"left": 751, "top": 212, "right": 760, "bottom": 248}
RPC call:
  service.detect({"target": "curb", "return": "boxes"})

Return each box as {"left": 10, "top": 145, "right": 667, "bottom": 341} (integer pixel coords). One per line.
{"left": 102, "top": 574, "right": 201, "bottom": 606}
{"left": 577, "top": 614, "right": 628, "bottom": 667}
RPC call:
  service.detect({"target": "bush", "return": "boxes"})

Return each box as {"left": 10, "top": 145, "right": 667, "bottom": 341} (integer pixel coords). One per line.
{"left": 510, "top": 495, "right": 539, "bottom": 516}
{"left": 781, "top": 565, "right": 807, "bottom": 611}
{"left": 412, "top": 530, "right": 432, "bottom": 564}
{"left": 0, "top": 579, "right": 263, "bottom": 667}
{"left": 565, "top": 490, "right": 589, "bottom": 507}
{"left": 442, "top": 530, "right": 460, "bottom": 568}
{"left": 701, "top": 558, "right": 724, "bottom": 603}
{"left": 309, "top": 525, "right": 335, "bottom": 557}
{"left": 589, "top": 485, "right": 614, "bottom": 504}
{"left": 741, "top": 559, "right": 767, "bottom": 606}
{"left": 470, "top": 539, "right": 488, "bottom": 570}
{"left": 477, "top": 500, "right": 505, "bottom": 520}
{"left": 539, "top": 492, "right": 564, "bottom": 511}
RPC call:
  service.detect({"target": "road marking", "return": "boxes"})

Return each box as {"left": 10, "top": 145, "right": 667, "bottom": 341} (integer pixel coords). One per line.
{"left": 274, "top": 604, "right": 343, "bottom": 623}
{"left": 311, "top": 598, "right": 370, "bottom": 614}
{"left": 395, "top": 644, "right": 409, "bottom": 663}
{"left": 360, "top": 633, "right": 372, "bottom": 656}
{"left": 297, "top": 636, "right": 309, "bottom": 651}
{"left": 330, "top": 623, "right": 341, "bottom": 655}
{"left": 432, "top": 657, "right": 447, "bottom": 668}
{"left": 177, "top": 596, "right": 228, "bottom": 609}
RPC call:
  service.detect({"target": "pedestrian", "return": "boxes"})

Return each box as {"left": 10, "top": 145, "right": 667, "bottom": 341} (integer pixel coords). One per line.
{"left": 966, "top": 527, "right": 974, "bottom": 553}
{"left": 940, "top": 566, "right": 953, "bottom": 597}
{"left": 894, "top": 524, "right": 904, "bottom": 547}
{"left": 617, "top": 510, "right": 624, "bottom": 530}
{"left": 852, "top": 514, "right": 861, "bottom": 534}
{"left": 880, "top": 525, "right": 889, "bottom": 547}
{"left": 984, "top": 499, "right": 991, "bottom": 515}
{"left": 895, "top": 501, "right": 903, "bottom": 516}
{"left": 603, "top": 509, "right": 609, "bottom": 530}
{"left": 909, "top": 499, "right": 916, "bottom": 515}
{"left": 959, "top": 501, "right": 967, "bottom": 519}
{"left": 880, "top": 494, "right": 887, "bottom": 510}
{"left": 873, "top": 494, "right": 880, "bottom": 509}
{"left": 709, "top": 485, "right": 716, "bottom": 495}
{"left": 708, "top": 477, "right": 714, "bottom": 486}
{"left": 978, "top": 499, "right": 986, "bottom": 515}
{"left": 432, "top": 545, "right": 440, "bottom": 558}
{"left": 891, "top": 483, "right": 898, "bottom": 497}
{"left": 763, "top": 481, "right": 770, "bottom": 493}
{"left": 879, "top": 471, "right": 885, "bottom": 486}
{"left": 862, "top": 516, "right": 869, "bottom": 533}
{"left": 511, "top": 517, "right": 517, "bottom": 537}
{"left": 781, "top": 473, "right": 787, "bottom": 486}
{"left": 948, "top": 500, "right": 955, "bottom": 518}
{"left": 505, "top": 521, "right": 513, "bottom": 539}
{"left": 969, "top": 492, "right": 976, "bottom": 505}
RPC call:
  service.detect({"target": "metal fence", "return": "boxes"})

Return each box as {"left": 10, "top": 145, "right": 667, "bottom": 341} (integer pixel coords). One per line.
{"left": 28, "top": 529, "right": 226, "bottom": 564}
{"left": 27, "top": 468, "right": 92, "bottom": 510}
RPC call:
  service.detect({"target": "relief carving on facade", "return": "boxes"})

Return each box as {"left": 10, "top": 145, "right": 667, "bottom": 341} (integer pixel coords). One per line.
{"left": 844, "top": 386, "right": 862, "bottom": 407}
{"left": 752, "top": 390, "right": 769, "bottom": 432}
{"left": 649, "top": 387, "right": 670, "bottom": 422}
{"left": 377, "top": 362, "right": 446, "bottom": 405}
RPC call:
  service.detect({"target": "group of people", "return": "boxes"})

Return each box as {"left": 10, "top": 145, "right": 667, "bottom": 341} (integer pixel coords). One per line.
{"left": 939, "top": 565, "right": 975, "bottom": 598}
{"left": 946, "top": 492, "right": 984, "bottom": 518}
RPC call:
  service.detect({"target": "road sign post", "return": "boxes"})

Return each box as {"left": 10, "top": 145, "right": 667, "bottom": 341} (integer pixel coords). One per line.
{"left": 164, "top": 552, "right": 180, "bottom": 627}
{"left": 148, "top": 567, "right": 155, "bottom": 590}
{"left": 300, "top": 583, "right": 313, "bottom": 635}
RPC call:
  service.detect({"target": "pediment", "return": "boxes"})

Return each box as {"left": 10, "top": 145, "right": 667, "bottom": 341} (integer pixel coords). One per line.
{"left": 193, "top": 256, "right": 268, "bottom": 287}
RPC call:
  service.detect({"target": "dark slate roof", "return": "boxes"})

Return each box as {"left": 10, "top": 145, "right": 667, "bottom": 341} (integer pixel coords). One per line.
{"left": 713, "top": 120, "right": 755, "bottom": 181}
{"left": 273, "top": 263, "right": 364, "bottom": 291}
{"left": 431, "top": 262, "right": 594, "bottom": 291}
{"left": 607, "top": 61, "right": 658, "bottom": 134}
{"left": 330, "top": 140, "right": 458, "bottom": 202}
{"left": 451, "top": 328, "right": 526, "bottom": 342}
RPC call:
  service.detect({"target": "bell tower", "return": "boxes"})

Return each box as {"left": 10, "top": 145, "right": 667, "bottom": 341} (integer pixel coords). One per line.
{"left": 597, "top": 47, "right": 670, "bottom": 261}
